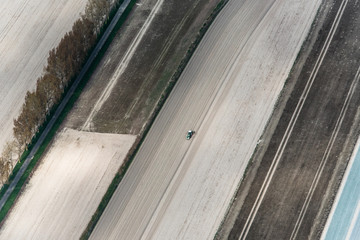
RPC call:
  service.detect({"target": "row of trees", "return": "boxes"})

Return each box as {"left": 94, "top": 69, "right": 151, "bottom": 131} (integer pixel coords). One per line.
{"left": 85, "top": 0, "right": 111, "bottom": 33}
{"left": 0, "top": 0, "right": 117, "bottom": 184}
{"left": 13, "top": 17, "right": 96, "bottom": 151}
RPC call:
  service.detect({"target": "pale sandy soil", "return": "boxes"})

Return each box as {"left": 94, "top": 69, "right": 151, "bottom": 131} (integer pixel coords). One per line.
{"left": 0, "top": 0, "right": 87, "bottom": 153}
{"left": 0, "top": 128, "right": 136, "bottom": 240}
{"left": 89, "top": 0, "right": 321, "bottom": 239}
{"left": 143, "top": 1, "right": 322, "bottom": 239}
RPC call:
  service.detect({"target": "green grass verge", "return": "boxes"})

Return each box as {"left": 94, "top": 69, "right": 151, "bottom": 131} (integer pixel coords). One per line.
{"left": 0, "top": 0, "right": 135, "bottom": 225}
{"left": 0, "top": 98, "right": 61, "bottom": 201}
{"left": 0, "top": 151, "right": 29, "bottom": 201}
{"left": 80, "top": 0, "right": 229, "bottom": 238}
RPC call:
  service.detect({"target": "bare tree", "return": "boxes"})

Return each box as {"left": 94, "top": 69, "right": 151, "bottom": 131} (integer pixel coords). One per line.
{"left": 0, "top": 141, "right": 16, "bottom": 184}
{"left": 85, "top": 0, "right": 111, "bottom": 33}
{"left": 36, "top": 73, "right": 62, "bottom": 112}
{"left": 9, "top": 0, "right": 116, "bottom": 183}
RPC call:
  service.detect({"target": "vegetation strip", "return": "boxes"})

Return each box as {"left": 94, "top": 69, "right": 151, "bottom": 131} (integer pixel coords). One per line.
{"left": 0, "top": 0, "right": 132, "bottom": 224}
{"left": 80, "top": 0, "right": 229, "bottom": 238}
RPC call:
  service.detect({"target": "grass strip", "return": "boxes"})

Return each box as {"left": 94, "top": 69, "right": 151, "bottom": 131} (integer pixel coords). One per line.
{"left": 0, "top": 0, "right": 134, "bottom": 225}
{"left": 80, "top": 0, "right": 229, "bottom": 238}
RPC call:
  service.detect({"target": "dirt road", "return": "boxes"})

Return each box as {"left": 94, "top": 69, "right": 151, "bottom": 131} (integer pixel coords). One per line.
{"left": 89, "top": 0, "right": 321, "bottom": 239}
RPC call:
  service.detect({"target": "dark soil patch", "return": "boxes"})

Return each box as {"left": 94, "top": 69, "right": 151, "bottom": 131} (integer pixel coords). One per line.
{"left": 217, "top": 0, "right": 360, "bottom": 239}
{"left": 64, "top": 0, "right": 221, "bottom": 135}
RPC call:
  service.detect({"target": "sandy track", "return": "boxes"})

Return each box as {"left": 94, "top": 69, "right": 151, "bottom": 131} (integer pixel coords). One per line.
{"left": 0, "top": 128, "right": 136, "bottom": 239}
{"left": 0, "top": 0, "right": 87, "bottom": 153}
{"left": 89, "top": 0, "right": 320, "bottom": 239}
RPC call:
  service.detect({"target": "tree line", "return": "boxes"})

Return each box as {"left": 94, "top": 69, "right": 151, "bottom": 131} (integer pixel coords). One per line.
{"left": 0, "top": 0, "right": 117, "bottom": 184}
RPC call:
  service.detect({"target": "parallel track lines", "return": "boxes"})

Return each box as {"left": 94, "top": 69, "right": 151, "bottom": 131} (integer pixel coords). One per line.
{"left": 238, "top": 0, "right": 349, "bottom": 239}
{"left": 290, "top": 65, "right": 360, "bottom": 240}
{"left": 82, "top": 0, "right": 164, "bottom": 131}
{"left": 123, "top": 0, "right": 196, "bottom": 124}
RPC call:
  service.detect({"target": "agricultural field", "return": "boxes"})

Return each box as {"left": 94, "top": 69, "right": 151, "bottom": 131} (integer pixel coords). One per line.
{"left": 0, "top": 0, "right": 222, "bottom": 238}
{"left": 0, "top": 128, "right": 136, "bottom": 239}
{"left": 89, "top": 0, "right": 322, "bottom": 238}
{"left": 222, "top": 0, "right": 360, "bottom": 239}
{"left": 64, "top": 0, "right": 220, "bottom": 135}
{"left": 4, "top": 0, "right": 352, "bottom": 238}
{"left": 0, "top": 0, "right": 88, "bottom": 154}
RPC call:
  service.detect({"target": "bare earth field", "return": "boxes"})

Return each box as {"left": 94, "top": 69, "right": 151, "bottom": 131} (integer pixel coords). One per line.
{"left": 222, "top": 0, "right": 360, "bottom": 239}
{"left": 0, "top": 0, "right": 221, "bottom": 238}
{"left": 0, "top": 128, "right": 136, "bottom": 239}
{"left": 89, "top": 0, "right": 321, "bottom": 239}
{"left": 0, "top": 0, "right": 87, "bottom": 153}
{"left": 64, "top": 0, "right": 219, "bottom": 135}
